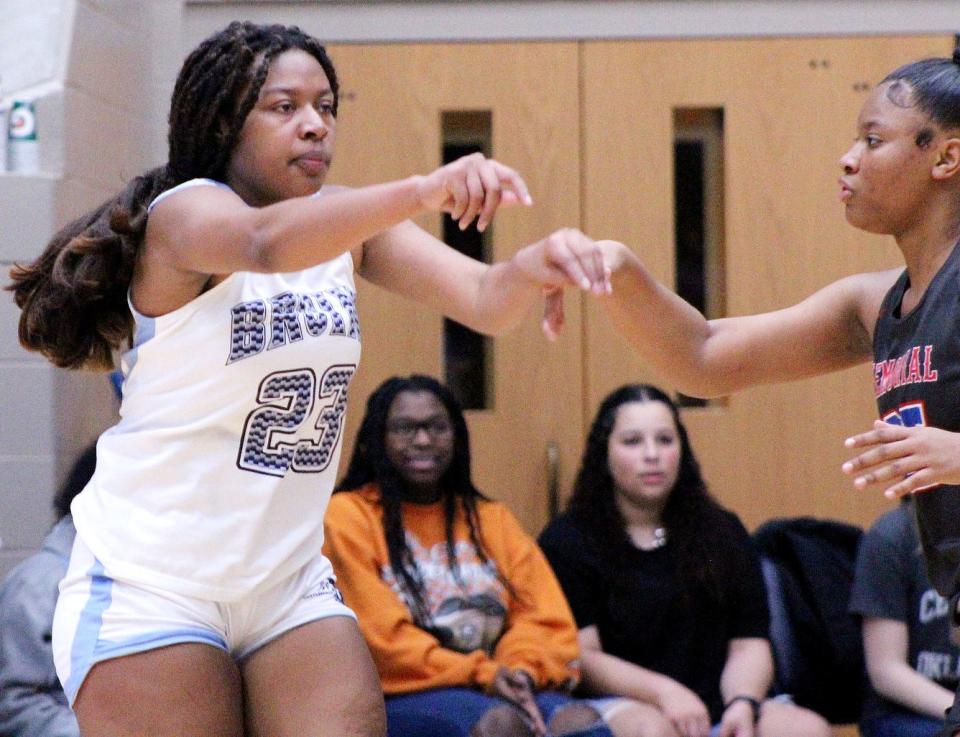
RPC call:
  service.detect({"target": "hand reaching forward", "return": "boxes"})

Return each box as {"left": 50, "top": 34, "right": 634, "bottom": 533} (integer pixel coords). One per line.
{"left": 416, "top": 153, "right": 532, "bottom": 232}
{"left": 655, "top": 679, "right": 712, "bottom": 737}
{"left": 489, "top": 667, "right": 548, "bottom": 737}
{"left": 511, "top": 229, "right": 612, "bottom": 340}
{"left": 843, "top": 420, "right": 960, "bottom": 498}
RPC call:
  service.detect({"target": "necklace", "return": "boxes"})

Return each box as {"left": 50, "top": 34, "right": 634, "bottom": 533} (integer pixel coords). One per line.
{"left": 632, "top": 526, "right": 668, "bottom": 551}
{"left": 649, "top": 527, "right": 668, "bottom": 549}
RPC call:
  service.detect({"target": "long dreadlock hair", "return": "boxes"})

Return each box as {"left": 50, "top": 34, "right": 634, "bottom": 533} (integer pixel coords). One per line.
{"left": 567, "top": 384, "right": 736, "bottom": 607}
{"left": 7, "top": 21, "right": 339, "bottom": 370}
{"left": 336, "top": 375, "right": 513, "bottom": 627}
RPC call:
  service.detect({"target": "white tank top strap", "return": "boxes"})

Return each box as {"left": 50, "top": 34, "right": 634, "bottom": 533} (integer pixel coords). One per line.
{"left": 147, "top": 178, "right": 232, "bottom": 213}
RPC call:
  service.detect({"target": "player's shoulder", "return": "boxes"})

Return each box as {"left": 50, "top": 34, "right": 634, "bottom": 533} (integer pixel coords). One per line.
{"left": 824, "top": 268, "right": 901, "bottom": 304}
{"left": 821, "top": 268, "right": 902, "bottom": 344}
{"left": 148, "top": 178, "right": 240, "bottom": 215}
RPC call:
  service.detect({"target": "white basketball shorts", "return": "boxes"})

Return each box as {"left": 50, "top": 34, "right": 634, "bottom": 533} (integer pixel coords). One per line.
{"left": 52, "top": 534, "right": 355, "bottom": 704}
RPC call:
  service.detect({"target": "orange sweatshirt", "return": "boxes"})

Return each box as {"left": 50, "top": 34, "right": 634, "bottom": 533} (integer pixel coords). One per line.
{"left": 324, "top": 485, "right": 580, "bottom": 695}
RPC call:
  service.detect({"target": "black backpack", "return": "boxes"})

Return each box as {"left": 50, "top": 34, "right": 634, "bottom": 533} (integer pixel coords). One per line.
{"left": 752, "top": 517, "right": 866, "bottom": 724}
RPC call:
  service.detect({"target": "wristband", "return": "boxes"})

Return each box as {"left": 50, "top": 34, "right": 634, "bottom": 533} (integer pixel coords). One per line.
{"left": 724, "top": 695, "right": 761, "bottom": 724}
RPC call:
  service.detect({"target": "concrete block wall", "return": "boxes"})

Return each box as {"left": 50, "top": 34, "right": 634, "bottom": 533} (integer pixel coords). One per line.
{"left": 0, "top": 0, "right": 179, "bottom": 578}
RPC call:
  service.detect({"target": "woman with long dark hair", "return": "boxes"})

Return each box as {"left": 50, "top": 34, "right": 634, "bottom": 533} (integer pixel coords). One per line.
{"left": 539, "top": 385, "right": 832, "bottom": 737}
{"left": 326, "top": 375, "right": 615, "bottom": 737}
{"left": 7, "top": 20, "right": 608, "bottom": 737}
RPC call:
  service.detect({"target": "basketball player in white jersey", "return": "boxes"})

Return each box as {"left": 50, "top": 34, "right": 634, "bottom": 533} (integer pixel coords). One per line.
{"left": 8, "top": 21, "right": 609, "bottom": 737}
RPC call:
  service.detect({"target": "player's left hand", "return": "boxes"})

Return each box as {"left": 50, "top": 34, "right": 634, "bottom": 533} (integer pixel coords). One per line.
{"left": 842, "top": 420, "right": 960, "bottom": 498}
{"left": 717, "top": 699, "right": 755, "bottom": 737}
{"left": 511, "top": 228, "right": 611, "bottom": 340}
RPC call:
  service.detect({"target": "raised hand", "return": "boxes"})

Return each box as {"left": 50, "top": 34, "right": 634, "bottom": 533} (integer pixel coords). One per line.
{"left": 416, "top": 153, "right": 532, "bottom": 232}
{"left": 843, "top": 420, "right": 960, "bottom": 498}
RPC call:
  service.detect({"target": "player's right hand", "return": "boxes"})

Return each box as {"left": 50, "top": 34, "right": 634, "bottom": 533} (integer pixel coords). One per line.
{"left": 416, "top": 153, "right": 532, "bottom": 233}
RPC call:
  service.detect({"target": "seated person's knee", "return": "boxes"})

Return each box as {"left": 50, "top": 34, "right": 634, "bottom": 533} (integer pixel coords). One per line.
{"left": 471, "top": 704, "right": 530, "bottom": 737}
{"left": 757, "top": 699, "right": 832, "bottom": 737}
{"left": 548, "top": 703, "right": 604, "bottom": 735}
{"left": 605, "top": 700, "right": 679, "bottom": 737}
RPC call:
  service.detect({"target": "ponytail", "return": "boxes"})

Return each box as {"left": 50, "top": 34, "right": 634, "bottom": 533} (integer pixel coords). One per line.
{"left": 6, "top": 165, "right": 172, "bottom": 370}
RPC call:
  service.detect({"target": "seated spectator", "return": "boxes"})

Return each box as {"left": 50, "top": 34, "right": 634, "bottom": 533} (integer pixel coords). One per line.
{"left": 538, "top": 384, "right": 832, "bottom": 737}
{"left": 0, "top": 444, "right": 96, "bottom": 737}
{"left": 849, "top": 497, "right": 960, "bottom": 737}
{"left": 325, "top": 374, "right": 614, "bottom": 737}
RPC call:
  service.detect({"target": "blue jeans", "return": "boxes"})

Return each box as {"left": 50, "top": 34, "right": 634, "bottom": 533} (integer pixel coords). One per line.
{"left": 860, "top": 712, "right": 943, "bottom": 737}
{"left": 385, "top": 687, "right": 614, "bottom": 737}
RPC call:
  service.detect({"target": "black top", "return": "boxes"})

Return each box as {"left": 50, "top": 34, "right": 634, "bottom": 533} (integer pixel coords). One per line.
{"left": 538, "top": 509, "right": 769, "bottom": 722}
{"left": 873, "top": 240, "right": 960, "bottom": 597}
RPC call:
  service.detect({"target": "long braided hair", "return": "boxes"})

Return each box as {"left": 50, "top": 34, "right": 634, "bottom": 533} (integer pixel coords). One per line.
{"left": 336, "top": 375, "right": 512, "bottom": 627}
{"left": 7, "top": 22, "right": 338, "bottom": 370}
{"left": 567, "top": 384, "right": 735, "bottom": 607}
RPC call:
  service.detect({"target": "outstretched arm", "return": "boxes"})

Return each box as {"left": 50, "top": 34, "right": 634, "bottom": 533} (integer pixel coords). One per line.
{"left": 358, "top": 224, "right": 607, "bottom": 338}
{"left": 597, "top": 242, "right": 891, "bottom": 397}
{"left": 137, "top": 153, "right": 532, "bottom": 317}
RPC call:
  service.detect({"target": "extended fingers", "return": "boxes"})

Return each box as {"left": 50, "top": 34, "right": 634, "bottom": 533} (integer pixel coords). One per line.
{"left": 446, "top": 154, "right": 531, "bottom": 231}
{"left": 591, "top": 241, "right": 611, "bottom": 294}
{"left": 842, "top": 436, "right": 909, "bottom": 473}
{"left": 457, "top": 166, "right": 485, "bottom": 230}
{"left": 472, "top": 162, "right": 500, "bottom": 232}
{"left": 843, "top": 446, "right": 919, "bottom": 487}
{"left": 490, "top": 159, "right": 532, "bottom": 208}
{"left": 446, "top": 172, "right": 470, "bottom": 222}
{"left": 843, "top": 419, "right": 908, "bottom": 449}
{"left": 544, "top": 229, "right": 609, "bottom": 291}
{"left": 882, "top": 470, "right": 940, "bottom": 499}
{"left": 552, "top": 230, "right": 592, "bottom": 290}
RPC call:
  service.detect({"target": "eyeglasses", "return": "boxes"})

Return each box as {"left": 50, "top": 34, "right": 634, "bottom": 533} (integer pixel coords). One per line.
{"left": 386, "top": 418, "right": 453, "bottom": 440}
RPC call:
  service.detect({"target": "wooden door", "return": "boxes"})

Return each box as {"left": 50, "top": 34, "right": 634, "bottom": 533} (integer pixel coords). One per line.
{"left": 326, "top": 42, "right": 582, "bottom": 534}
{"left": 582, "top": 35, "right": 954, "bottom": 531}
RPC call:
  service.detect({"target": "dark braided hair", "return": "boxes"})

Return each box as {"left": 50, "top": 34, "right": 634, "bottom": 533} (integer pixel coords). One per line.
{"left": 7, "top": 21, "right": 338, "bottom": 370}
{"left": 567, "top": 384, "right": 737, "bottom": 607}
{"left": 336, "top": 375, "right": 512, "bottom": 628}
{"left": 167, "top": 21, "right": 338, "bottom": 183}
{"left": 881, "top": 52, "right": 960, "bottom": 148}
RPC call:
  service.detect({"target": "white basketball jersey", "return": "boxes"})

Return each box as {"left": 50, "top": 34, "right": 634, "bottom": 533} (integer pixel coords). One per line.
{"left": 71, "top": 179, "right": 362, "bottom": 601}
